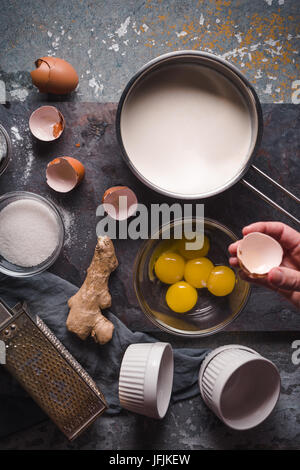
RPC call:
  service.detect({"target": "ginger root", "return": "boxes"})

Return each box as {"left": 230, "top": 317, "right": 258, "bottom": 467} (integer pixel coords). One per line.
{"left": 66, "top": 236, "right": 118, "bottom": 344}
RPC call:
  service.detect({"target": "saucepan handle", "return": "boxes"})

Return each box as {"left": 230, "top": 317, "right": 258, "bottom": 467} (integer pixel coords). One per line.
{"left": 242, "top": 165, "right": 300, "bottom": 225}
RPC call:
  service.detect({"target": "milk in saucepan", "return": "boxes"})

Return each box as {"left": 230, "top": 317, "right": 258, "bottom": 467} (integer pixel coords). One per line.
{"left": 120, "top": 63, "right": 252, "bottom": 197}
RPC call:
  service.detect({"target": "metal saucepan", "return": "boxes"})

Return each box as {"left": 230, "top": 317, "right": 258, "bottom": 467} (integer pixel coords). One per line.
{"left": 116, "top": 51, "right": 299, "bottom": 224}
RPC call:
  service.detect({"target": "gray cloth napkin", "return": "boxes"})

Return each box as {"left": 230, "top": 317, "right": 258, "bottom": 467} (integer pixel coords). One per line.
{"left": 0, "top": 272, "right": 208, "bottom": 438}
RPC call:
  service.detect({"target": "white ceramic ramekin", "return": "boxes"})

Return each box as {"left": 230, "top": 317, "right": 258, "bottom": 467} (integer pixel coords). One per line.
{"left": 199, "top": 344, "right": 281, "bottom": 430}
{"left": 119, "top": 342, "right": 174, "bottom": 419}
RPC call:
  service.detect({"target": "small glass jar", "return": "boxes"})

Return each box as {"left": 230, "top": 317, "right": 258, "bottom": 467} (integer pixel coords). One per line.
{"left": 0, "top": 191, "right": 65, "bottom": 277}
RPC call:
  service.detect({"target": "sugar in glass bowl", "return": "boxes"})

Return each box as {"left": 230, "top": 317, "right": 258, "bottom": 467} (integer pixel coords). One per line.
{"left": 134, "top": 217, "right": 250, "bottom": 337}
{"left": 0, "top": 192, "right": 65, "bottom": 277}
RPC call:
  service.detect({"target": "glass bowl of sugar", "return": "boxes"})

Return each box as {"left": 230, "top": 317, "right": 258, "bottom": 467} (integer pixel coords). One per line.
{"left": 0, "top": 191, "right": 65, "bottom": 277}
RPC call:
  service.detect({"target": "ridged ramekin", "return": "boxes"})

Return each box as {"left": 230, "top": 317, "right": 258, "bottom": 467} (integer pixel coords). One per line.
{"left": 199, "top": 344, "right": 281, "bottom": 430}
{"left": 119, "top": 342, "right": 174, "bottom": 419}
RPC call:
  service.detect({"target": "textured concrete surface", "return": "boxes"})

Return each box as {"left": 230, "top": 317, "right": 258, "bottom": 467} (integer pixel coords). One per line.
{"left": 1, "top": 0, "right": 300, "bottom": 103}
{"left": 0, "top": 0, "right": 299, "bottom": 451}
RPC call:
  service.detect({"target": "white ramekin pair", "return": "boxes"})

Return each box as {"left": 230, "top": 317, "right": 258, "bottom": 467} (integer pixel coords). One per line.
{"left": 119, "top": 343, "right": 280, "bottom": 430}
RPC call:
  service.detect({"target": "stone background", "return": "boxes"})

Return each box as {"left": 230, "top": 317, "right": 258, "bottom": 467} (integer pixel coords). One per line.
{"left": 0, "top": 0, "right": 299, "bottom": 450}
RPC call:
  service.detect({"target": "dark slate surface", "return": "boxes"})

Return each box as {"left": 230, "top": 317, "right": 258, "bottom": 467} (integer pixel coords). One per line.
{"left": 0, "top": 99, "right": 299, "bottom": 450}
{"left": 0, "top": 102, "right": 299, "bottom": 333}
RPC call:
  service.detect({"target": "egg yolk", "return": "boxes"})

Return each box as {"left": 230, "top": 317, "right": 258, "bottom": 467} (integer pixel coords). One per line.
{"left": 166, "top": 281, "right": 198, "bottom": 313}
{"left": 207, "top": 266, "right": 236, "bottom": 296}
{"left": 154, "top": 252, "right": 185, "bottom": 284}
{"left": 184, "top": 257, "right": 214, "bottom": 288}
{"left": 177, "top": 235, "right": 210, "bottom": 259}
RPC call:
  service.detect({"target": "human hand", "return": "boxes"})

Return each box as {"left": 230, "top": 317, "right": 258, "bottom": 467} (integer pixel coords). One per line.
{"left": 228, "top": 222, "right": 300, "bottom": 309}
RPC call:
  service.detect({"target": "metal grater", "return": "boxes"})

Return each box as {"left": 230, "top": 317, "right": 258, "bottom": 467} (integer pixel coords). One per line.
{"left": 0, "top": 299, "right": 107, "bottom": 440}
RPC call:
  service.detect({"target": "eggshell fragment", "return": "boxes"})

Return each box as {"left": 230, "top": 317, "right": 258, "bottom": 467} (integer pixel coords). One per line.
{"left": 31, "top": 57, "right": 78, "bottom": 94}
{"left": 102, "top": 186, "right": 138, "bottom": 221}
{"left": 29, "top": 106, "right": 65, "bottom": 141}
{"left": 46, "top": 156, "right": 85, "bottom": 193}
{"left": 237, "top": 232, "right": 283, "bottom": 278}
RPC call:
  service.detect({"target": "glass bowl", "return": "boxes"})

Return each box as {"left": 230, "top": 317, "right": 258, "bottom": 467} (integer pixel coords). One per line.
{"left": 0, "top": 191, "right": 65, "bottom": 277}
{"left": 134, "top": 218, "right": 250, "bottom": 337}
{"left": 0, "top": 124, "right": 12, "bottom": 177}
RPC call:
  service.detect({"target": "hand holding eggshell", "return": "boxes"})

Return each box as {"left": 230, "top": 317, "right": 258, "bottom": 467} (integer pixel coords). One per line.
{"left": 229, "top": 221, "right": 300, "bottom": 309}
{"left": 237, "top": 232, "right": 283, "bottom": 278}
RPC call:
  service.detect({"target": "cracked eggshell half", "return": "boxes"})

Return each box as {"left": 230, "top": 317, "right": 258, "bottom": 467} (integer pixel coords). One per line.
{"left": 31, "top": 57, "right": 78, "bottom": 94}
{"left": 102, "top": 186, "right": 138, "bottom": 221}
{"left": 237, "top": 232, "right": 283, "bottom": 278}
{"left": 29, "top": 106, "right": 65, "bottom": 141}
{"left": 46, "top": 156, "right": 85, "bottom": 193}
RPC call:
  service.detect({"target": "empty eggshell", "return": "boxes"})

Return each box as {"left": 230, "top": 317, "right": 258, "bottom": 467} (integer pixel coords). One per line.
{"left": 29, "top": 106, "right": 65, "bottom": 141}
{"left": 46, "top": 156, "right": 85, "bottom": 193}
{"left": 31, "top": 57, "right": 79, "bottom": 94}
{"left": 102, "top": 186, "right": 138, "bottom": 220}
{"left": 237, "top": 232, "right": 283, "bottom": 278}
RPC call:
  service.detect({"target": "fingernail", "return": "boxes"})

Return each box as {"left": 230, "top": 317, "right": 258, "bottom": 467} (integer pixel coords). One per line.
{"left": 270, "top": 268, "right": 283, "bottom": 285}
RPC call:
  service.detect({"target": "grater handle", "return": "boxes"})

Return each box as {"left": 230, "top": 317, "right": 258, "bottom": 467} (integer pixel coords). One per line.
{"left": 0, "top": 299, "right": 13, "bottom": 330}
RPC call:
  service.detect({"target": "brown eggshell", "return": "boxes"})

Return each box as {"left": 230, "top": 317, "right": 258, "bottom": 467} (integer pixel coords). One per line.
{"left": 30, "top": 60, "right": 50, "bottom": 92}
{"left": 29, "top": 105, "right": 65, "bottom": 141}
{"left": 102, "top": 186, "right": 138, "bottom": 220}
{"left": 237, "top": 232, "right": 283, "bottom": 278}
{"left": 46, "top": 156, "right": 85, "bottom": 193}
{"left": 31, "top": 57, "right": 79, "bottom": 94}
{"left": 237, "top": 258, "right": 266, "bottom": 279}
